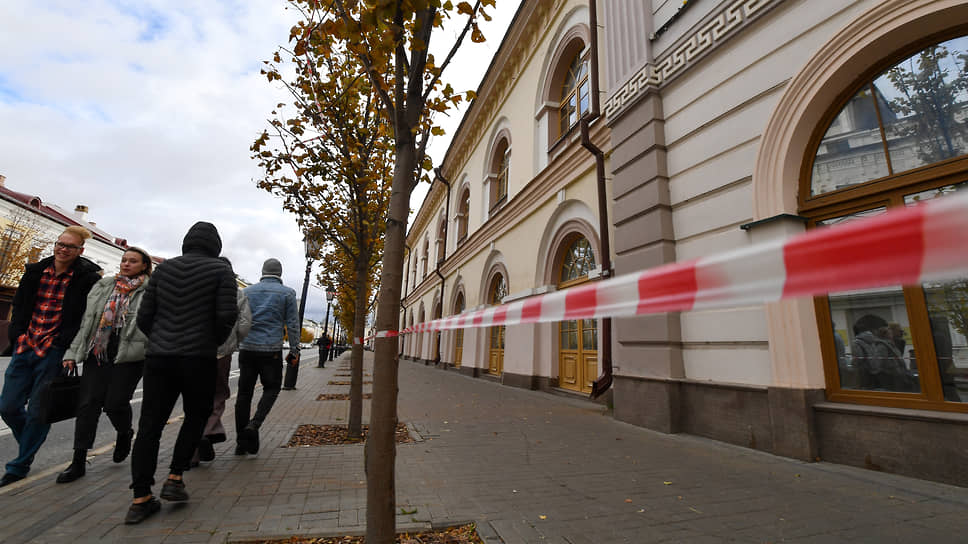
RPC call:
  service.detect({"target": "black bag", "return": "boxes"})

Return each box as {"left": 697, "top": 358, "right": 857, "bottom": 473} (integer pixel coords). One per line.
{"left": 37, "top": 367, "right": 81, "bottom": 424}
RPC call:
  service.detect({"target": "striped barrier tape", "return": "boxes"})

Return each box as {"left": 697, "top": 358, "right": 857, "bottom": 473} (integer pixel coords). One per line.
{"left": 376, "top": 190, "right": 968, "bottom": 337}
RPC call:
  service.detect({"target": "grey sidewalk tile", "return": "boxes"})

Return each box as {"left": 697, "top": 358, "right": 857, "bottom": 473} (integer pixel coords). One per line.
{"left": 9, "top": 352, "right": 968, "bottom": 543}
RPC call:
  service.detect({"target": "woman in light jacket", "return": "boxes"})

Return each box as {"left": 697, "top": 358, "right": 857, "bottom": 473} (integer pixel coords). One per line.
{"left": 56, "top": 247, "right": 153, "bottom": 483}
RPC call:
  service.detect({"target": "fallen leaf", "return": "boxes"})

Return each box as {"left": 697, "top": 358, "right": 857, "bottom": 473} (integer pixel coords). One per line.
{"left": 283, "top": 423, "right": 413, "bottom": 447}
{"left": 663, "top": 481, "right": 672, "bottom": 485}
{"left": 538, "top": 515, "right": 547, "bottom": 520}
{"left": 624, "top": 498, "right": 632, "bottom": 503}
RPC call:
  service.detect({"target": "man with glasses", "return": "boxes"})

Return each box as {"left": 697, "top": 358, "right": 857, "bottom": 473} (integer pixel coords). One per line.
{"left": 0, "top": 226, "right": 102, "bottom": 486}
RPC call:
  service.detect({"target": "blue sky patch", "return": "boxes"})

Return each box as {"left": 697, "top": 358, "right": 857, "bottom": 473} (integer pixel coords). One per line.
{"left": 111, "top": 0, "right": 169, "bottom": 42}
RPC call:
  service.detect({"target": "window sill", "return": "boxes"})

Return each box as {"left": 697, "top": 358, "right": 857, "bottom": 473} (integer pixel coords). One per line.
{"left": 814, "top": 401, "right": 968, "bottom": 423}
{"left": 489, "top": 196, "right": 507, "bottom": 214}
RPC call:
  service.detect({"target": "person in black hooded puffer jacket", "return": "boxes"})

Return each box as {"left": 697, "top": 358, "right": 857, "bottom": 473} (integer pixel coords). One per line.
{"left": 124, "top": 222, "right": 238, "bottom": 524}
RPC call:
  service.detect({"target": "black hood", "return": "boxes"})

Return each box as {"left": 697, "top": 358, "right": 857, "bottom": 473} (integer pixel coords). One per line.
{"left": 182, "top": 221, "right": 222, "bottom": 257}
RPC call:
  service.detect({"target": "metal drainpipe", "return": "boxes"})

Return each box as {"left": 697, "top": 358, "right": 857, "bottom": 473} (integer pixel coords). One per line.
{"left": 580, "top": 0, "right": 613, "bottom": 399}
{"left": 400, "top": 243, "right": 412, "bottom": 358}
{"left": 432, "top": 168, "right": 451, "bottom": 365}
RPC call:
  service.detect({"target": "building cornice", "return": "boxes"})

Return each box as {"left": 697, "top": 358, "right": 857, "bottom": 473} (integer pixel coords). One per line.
{"left": 605, "top": 0, "right": 785, "bottom": 122}
{"left": 439, "top": 0, "right": 567, "bottom": 182}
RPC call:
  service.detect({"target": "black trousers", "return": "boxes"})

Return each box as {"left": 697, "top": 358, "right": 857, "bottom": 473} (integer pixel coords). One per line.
{"left": 73, "top": 355, "right": 143, "bottom": 450}
{"left": 130, "top": 355, "right": 215, "bottom": 498}
{"left": 235, "top": 350, "right": 282, "bottom": 434}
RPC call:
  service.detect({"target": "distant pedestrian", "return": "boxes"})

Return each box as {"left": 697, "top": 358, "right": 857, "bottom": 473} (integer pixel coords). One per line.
{"left": 56, "top": 247, "right": 153, "bottom": 484}
{"left": 192, "top": 284, "right": 252, "bottom": 465}
{"left": 316, "top": 334, "right": 331, "bottom": 368}
{"left": 234, "top": 258, "right": 300, "bottom": 456}
{"left": 125, "top": 222, "right": 238, "bottom": 524}
{"left": 0, "top": 226, "right": 102, "bottom": 487}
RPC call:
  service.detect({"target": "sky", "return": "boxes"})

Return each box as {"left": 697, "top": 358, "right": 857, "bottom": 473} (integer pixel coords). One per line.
{"left": 0, "top": 0, "right": 519, "bottom": 323}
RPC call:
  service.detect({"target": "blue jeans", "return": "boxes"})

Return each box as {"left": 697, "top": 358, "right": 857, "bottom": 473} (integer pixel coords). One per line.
{"left": 0, "top": 348, "right": 65, "bottom": 477}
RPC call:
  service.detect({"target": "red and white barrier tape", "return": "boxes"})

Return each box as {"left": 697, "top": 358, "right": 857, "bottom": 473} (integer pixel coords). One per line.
{"left": 369, "top": 191, "right": 968, "bottom": 339}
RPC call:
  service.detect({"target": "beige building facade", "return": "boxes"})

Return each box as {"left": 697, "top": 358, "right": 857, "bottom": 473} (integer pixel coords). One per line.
{"left": 403, "top": 0, "right": 968, "bottom": 487}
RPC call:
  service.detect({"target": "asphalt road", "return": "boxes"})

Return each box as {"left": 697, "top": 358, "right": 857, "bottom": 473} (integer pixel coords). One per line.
{"left": 0, "top": 353, "right": 243, "bottom": 480}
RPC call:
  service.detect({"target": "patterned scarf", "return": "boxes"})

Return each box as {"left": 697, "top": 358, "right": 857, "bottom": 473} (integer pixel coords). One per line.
{"left": 90, "top": 274, "right": 146, "bottom": 364}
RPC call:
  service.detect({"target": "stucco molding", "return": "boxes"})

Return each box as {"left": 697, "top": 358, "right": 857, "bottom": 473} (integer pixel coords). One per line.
{"left": 604, "top": 0, "right": 784, "bottom": 121}
{"left": 538, "top": 210, "right": 601, "bottom": 286}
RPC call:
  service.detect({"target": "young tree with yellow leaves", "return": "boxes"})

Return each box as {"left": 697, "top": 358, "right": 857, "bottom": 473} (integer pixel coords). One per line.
{"left": 317, "top": 234, "right": 381, "bottom": 437}
{"left": 280, "top": 0, "right": 496, "bottom": 540}
{"left": 252, "top": 0, "right": 393, "bottom": 442}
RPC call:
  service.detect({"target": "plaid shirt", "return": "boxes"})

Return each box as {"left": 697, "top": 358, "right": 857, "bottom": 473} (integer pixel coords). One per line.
{"left": 16, "top": 264, "right": 74, "bottom": 357}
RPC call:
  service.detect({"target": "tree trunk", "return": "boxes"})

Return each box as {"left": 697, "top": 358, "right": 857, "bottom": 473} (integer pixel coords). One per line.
{"left": 366, "top": 150, "right": 415, "bottom": 543}
{"left": 348, "top": 255, "right": 369, "bottom": 439}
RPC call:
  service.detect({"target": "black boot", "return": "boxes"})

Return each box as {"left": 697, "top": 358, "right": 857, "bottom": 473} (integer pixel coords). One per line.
{"left": 56, "top": 449, "right": 87, "bottom": 483}
{"left": 114, "top": 428, "right": 134, "bottom": 463}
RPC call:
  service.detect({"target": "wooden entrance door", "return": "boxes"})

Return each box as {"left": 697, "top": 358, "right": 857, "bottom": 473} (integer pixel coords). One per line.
{"left": 453, "top": 293, "right": 464, "bottom": 367}
{"left": 487, "top": 274, "right": 507, "bottom": 376}
{"left": 557, "top": 236, "right": 598, "bottom": 393}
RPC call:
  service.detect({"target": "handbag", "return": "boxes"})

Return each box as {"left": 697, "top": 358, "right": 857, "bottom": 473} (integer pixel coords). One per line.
{"left": 37, "top": 366, "right": 81, "bottom": 424}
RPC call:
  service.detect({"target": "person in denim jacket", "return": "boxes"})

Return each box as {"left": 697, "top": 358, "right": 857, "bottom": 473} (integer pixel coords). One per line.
{"left": 234, "top": 258, "right": 300, "bottom": 455}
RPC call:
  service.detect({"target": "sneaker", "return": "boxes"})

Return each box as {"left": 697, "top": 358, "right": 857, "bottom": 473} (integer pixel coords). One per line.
{"left": 55, "top": 461, "right": 86, "bottom": 483}
{"left": 124, "top": 497, "right": 161, "bottom": 524}
{"left": 160, "top": 478, "right": 189, "bottom": 502}
{"left": 113, "top": 428, "right": 134, "bottom": 463}
{"left": 234, "top": 443, "right": 247, "bottom": 456}
{"left": 0, "top": 472, "right": 24, "bottom": 487}
{"left": 198, "top": 437, "right": 215, "bottom": 462}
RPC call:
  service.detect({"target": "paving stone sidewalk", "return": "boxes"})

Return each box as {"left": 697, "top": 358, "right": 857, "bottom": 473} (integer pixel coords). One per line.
{"left": 1, "top": 350, "right": 968, "bottom": 543}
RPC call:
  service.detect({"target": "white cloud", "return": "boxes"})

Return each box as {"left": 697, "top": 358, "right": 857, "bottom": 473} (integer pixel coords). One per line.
{"left": 0, "top": 0, "right": 519, "bottom": 322}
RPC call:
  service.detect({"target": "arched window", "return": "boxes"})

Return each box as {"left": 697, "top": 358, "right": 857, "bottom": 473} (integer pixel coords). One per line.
{"left": 487, "top": 274, "right": 507, "bottom": 375}
{"left": 433, "top": 300, "right": 443, "bottom": 362}
{"left": 804, "top": 33, "right": 968, "bottom": 411}
{"left": 456, "top": 188, "right": 470, "bottom": 244}
{"left": 404, "top": 253, "right": 411, "bottom": 295}
{"left": 421, "top": 237, "right": 429, "bottom": 280}
{"left": 418, "top": 305, "right": 426, "bottom": 359}
{"left": 435, "top": 218, "right": 446, "bottom": 266}
{"left": 453, "top": 292, "right": 465, "bottom": 367}
{"left": 489, "top": 139, "right": 510, "bottom": 212}
{"left": 559, "top": 51, "right": 590, "bottom": 137}
{"left": 557, "top": 235, "right": 598, "bottom": 393}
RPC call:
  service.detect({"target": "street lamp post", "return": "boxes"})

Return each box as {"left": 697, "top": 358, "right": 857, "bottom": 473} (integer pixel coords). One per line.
{"left": 284, "top": 236, "right": 315, "bottom": 390}
{"left": 319, "top": 285, "right": 336, "bottom": 367}
{"left": 332, "top": 312, "right": 341, "bottom": 361}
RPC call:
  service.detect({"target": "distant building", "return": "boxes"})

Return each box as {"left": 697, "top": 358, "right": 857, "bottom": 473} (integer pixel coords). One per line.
{"left": 0, "top": 173, "right": 153, "bottom": 350}
{"left": 0, "top": 174, "right": 131, "bottom": 278}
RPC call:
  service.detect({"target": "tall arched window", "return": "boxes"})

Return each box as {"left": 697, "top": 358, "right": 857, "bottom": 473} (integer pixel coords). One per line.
{"left": 453, "top": 292, "right": 465, "bottom": 367}
{"left": 489, "top": 140, "right": 510, "bottom": 212}
{"left": 404, "top": 253, "right": 411, "bottom": 295}
{"left": 487, "top": 274, "right": 507, "bottom": 375}
{"left": 559, "top": 51, "right": 590, "bottom": 137}
{"left": 804, "top": 33, "right": 968, "bottom": 412}
{"left": 433, "top": 301, "right": 442, "bottom": 362}
{"left": 421, "top": 237, "right": 429, "bottom": 279}
{"left": 557, "top": 235, "right": 598, "bottom": 393}
{"left": 418, "top": 305, "right": 426, "bottom": 360}
{"left": 456, "top": 188, "right": 470, "bottom": 244}
{"left": 435, "top": 218, "right": 446, "bottom": 266}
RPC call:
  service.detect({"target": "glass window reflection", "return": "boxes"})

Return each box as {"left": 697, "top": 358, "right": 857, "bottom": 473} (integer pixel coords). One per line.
{"left": 820, "top": 209, "right": 920, "bottom": 393}
{"left": 907, "top": 182, "right": 968, "bottom": 402}
{"left": 810, "top": 35, "right": 968, "bottom": 197}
